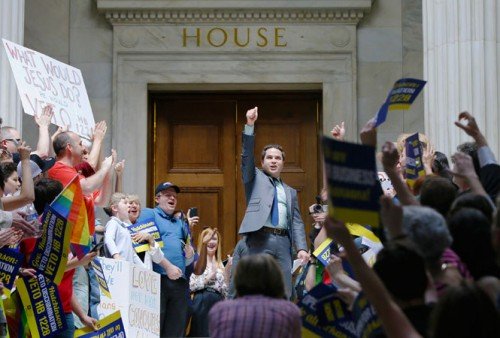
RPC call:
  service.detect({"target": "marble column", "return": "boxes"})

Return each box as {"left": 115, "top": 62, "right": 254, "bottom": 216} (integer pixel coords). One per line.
{"left": 0, "top": 0, "right": 24, "bottom": 131}
{"left": 423, "top": 0, "right": 500, "bottom": 157}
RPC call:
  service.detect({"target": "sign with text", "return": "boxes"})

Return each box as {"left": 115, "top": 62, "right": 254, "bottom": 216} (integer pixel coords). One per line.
{"left": 0, "top": 247, "right": 23, "bottom": 293}
{"left": 404, "top": 133, "right": 426, "bottom": 188}
{"left": 97, "top": 258, "right": 160, "bottom": 337}
{"left": 91, "top": 258, "right": 112, "bottom": 298}
{"left": 351, "top": 293, "right": 382, "bottom": 337}
{"left": 75, "top": 311, "right": 126, "bottom": 338}
{"left": 2, "top": 39, "right": 95, "bottom": 139}
{"left": 299, "top": 283, "right": 356, "bottom": 338}
{"left": 16, "top": 274, "right": 67, "bottom": 338}
{"left": 29, "top": 205, "right": 71, "bottom": 285}
{"left": 127, "top": 218, "right": 163, "bottom": 253}
{"left": 375, "top": 78, "right": 427, "bottom": 127}
{"left": 322, "top": 137, "right": 380, "bottom": 227}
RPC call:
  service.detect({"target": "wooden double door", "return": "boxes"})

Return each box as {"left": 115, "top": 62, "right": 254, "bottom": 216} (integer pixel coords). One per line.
{"left": 150, "top": 92, "right": 321, "bottom": 256}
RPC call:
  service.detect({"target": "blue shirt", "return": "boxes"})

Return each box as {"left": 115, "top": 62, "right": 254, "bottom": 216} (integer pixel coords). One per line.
{"left": 138, "top": 207, "right": 186, "bottom": 276}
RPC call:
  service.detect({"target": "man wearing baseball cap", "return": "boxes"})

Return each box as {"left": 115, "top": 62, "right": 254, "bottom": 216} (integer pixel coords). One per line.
{"left": 137, "top": 181, "right": 190, "bottom": 337}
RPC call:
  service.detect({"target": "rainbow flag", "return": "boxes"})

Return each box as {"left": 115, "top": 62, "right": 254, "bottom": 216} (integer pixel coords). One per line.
{"left": 3, "top": 290, "right": 31, "bottom": 338}
{"left": 50, "top": 175, "right": 91, "bottom": 259}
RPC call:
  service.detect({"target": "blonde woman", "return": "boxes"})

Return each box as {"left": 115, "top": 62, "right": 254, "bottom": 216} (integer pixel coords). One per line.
{"left": 189, "top": 228, "right": 231, "bottom": 337}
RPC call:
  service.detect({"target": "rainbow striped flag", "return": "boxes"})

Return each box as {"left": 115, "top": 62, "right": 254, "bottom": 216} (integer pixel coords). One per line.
{"left": 3, "top": 290, "right": 31, "bottom": 338}
{"left": 50, "top": 175, "right": 91, "bottom": 259}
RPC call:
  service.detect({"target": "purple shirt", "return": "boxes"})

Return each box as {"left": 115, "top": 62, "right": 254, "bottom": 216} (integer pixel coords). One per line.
{"left": 209, "top": 295, "right": 301, "bottom": 338}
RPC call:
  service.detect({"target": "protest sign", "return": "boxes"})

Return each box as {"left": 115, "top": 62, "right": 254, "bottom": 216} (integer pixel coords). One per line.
{"left": 404, "top": 133, "right": 426, "bottom": 188}
{"left": 351, "top": 293, "right": 382, "bottom": 337}
{"left": 0, "top": 248, "right": 23, "bottom": 293}
{"left": 28, "top": 205, "right": 71, "bottom": 285}
{"left": 322, "top": 137, "right": 380, "bottom": 227}
{"left": 2, "top": 39, "right": 95, "bottom": 139}
{"left": 97, "top": 258, "right": 160, "bottom": 337}
{"left": 16, "top": 274, "right": 66, "bottom": 338}
{"left": 299, "top": 283, "right": 356, "bottom": 338}
{"left": 75, "top": 311, "right": 126, "bottom": 338}
{"left": 91, "top": 258, "right": 112, "bottom": 298}
{"left": 127, "top": 217, "right": 164, "bottom": 253}
{"left": 375, "top": 78, "right": 427, "bottom": 126}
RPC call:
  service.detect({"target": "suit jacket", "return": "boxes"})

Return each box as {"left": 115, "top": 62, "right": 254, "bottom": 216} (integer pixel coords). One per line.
{"left": 238, "top": 132, "right": 308, "bottom": 252}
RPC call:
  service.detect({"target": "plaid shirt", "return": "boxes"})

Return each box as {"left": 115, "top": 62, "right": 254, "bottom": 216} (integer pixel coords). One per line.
{"left": 208, "top": 295, "right": 301, "bottom": 338}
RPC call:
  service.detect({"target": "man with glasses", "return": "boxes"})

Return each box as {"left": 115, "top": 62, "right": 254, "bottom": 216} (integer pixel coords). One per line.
{"left": 1, "top": 105, "right": 54, "bottom": 160}
{"left": 138, "top": 182, "right": 190, "bottom": 337}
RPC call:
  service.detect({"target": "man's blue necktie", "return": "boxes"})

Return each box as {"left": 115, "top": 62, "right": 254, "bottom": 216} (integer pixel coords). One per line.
{"left": 271, "top": 179, "right": 279, "bottom": 226}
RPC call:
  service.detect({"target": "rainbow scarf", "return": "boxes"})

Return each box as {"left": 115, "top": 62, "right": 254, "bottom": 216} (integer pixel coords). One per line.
{"left": 50, "top": 175, "right": 91, "bottom": 259}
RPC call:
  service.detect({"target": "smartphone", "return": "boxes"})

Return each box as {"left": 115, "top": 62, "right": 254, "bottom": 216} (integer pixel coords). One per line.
{"left": 90, "top": 241, "right": 104, "bottom": 253}
{"left": 188, "top": 207, "right": 198, "bottom": 217}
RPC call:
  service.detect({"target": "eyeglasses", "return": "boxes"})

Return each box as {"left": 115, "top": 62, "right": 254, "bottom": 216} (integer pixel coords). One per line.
{"left": 4, "top": 138, "right": 21, "bottom": 145}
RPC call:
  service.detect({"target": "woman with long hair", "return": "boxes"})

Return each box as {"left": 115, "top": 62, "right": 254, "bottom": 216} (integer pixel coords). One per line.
{"left": 189, "top": 227, "right": 231, "bottom": 337}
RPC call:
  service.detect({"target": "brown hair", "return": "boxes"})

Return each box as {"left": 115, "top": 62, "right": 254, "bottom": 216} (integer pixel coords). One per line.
{"left": 197, "top": 228, "right": 224, "bottom": 269}
{"left": 261, "top": 144, "right": 285, "bottom": 161}
{"left": 234, "top": 254, "right": 285, "bottom": 299}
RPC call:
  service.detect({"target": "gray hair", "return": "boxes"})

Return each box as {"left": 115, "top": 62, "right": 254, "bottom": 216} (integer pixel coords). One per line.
{"left": 401, "top": 205, "right": 452, "bottom": 261}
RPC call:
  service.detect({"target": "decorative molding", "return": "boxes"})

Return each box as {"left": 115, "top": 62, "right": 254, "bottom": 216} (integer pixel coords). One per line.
{"left": 97, "top": 1, "right": 373, "bottom": 25}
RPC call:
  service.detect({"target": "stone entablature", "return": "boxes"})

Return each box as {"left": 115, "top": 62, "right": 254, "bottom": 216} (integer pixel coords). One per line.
{"left": 97, "top": 0, "right": 372, "bottom": 24}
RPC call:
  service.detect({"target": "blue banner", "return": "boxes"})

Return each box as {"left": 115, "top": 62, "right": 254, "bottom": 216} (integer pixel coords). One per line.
{"left": 28, "top": 205, "right": 71, "bottom": 285}
{"left": 91, "top": 258, "right": 111, "bottom": 298}
{"left": 75, "top": 311, "right": 126, "bottom": 338}
{"left": 375, "top": 78, "right": 427, "bottom": 126}
{"left": 404, "top": 132, "right": 425, "bottom": 188}
{"left": 322, "top": 137, "right": 380, "bottom": 227}
{"left": 299, "top": 285, "right": 382, "bottom": 338}
{"left": 0, "top": 247, "right": 23, "bottom": 292}
{"left": 16, "top": 273, "right": 67, "bottom": 338}
{"left": 352, "top": 293, "right": 382, "bottom": 337}
{"left": 299, "top": 283, "right": 356, "bottom": 338}
{"left": 127, "top": 217, "right": 163, "bottom": 253}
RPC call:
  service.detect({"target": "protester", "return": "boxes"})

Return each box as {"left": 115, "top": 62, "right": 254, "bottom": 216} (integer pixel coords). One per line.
{"left": 209, "top": 254, "right": 301, "bottom": 338}
{"left": 234, "top": 107, "right": 309, "bottom": 299}
{"left": 189, "top": 228, "right": 231, "bottom": 337}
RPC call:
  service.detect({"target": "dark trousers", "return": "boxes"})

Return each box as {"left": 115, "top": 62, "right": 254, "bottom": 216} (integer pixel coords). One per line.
{"left": 188, "top": 289, "right": 223, "bottom": 337}
{"left": 160, "top": 276, "right": 189, "bottom": 337}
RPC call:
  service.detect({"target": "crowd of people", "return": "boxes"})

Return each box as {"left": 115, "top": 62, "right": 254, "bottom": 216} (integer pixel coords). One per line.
{"left": 0, "top": 104, "right": 499, "bottom": 338}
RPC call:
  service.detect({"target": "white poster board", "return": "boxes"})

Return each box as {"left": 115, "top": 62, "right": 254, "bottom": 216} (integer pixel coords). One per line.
{"left": 2, "top": 39, "right": 95, "bottom": 139}
{"left": 97, "top": 258, "right": 161, "bottom": 338}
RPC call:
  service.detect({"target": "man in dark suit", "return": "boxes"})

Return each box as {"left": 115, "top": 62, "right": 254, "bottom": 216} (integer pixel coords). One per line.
{"left": 233, "top": 106, "right": 309, "bottom": 299}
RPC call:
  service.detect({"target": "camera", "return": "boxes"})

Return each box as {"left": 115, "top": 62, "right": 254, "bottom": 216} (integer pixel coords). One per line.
{"left": 312, "top": 195, "right": 323, "bottom": 214}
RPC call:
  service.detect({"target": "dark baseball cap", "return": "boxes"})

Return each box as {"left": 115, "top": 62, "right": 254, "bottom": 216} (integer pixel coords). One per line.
{"left": 155, "top": 182, "right": 180, "bottom": 195}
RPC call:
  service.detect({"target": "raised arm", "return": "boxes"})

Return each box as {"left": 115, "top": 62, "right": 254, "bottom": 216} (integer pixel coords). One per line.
{"left": 381, "top": 142, "right": 419, "bottom": 206}
{"left": 87, "top": 121, "right": 107, "bottom": 171}
{"left": 32, "top": 105, "right": 54, "bottom": 158}
{"left": 241, "top": 107, "right": 258, "bottom": 185}
{"left": 2, "top": 143, "right": 35, "bottom": 210}
{"left": 79, "top": 153, "right": 114, "bottom": 195}
{"left": 324, "top": 218, "right": 421, "bottom": 338}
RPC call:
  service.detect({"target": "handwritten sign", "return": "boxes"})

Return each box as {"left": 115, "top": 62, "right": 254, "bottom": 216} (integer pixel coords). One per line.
{"left": 2, "top": 39, "right": 95, "bottom": 138}
{"left": 97, "top": 258, "right": 160, "bottom": 337}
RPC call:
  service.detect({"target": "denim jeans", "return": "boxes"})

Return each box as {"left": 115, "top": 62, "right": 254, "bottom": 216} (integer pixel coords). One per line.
{"left": 53, "top": 313, "right": 75, "bottom": 338}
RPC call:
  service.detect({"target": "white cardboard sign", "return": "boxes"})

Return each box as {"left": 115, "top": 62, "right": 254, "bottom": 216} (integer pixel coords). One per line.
{"left": 97, "top": 258, "right": 161, "bottom": 338}
{"left": 2, "top": 39, "right": 95, "bottom": 139}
